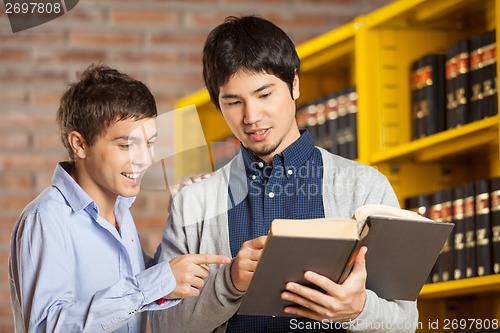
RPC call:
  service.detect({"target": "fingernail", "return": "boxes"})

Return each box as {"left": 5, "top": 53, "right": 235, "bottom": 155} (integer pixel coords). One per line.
{"left": 286, "top": 283, "right": 295, "bottom": 291}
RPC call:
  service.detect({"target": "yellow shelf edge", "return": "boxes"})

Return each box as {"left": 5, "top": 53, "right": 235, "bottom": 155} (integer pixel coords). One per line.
{"left": 419, "top": 275, "right": 500, "bottom": 300}
{"left": 175, "top": 89, "right": 211, "bottom": 109}
{"left": 370, "top": 116, "right": 499, "bottom": 164}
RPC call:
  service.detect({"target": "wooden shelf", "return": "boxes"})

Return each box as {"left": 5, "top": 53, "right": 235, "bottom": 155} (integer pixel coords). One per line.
{"left": 370, "top": 116, "right": 499, "bottom": 164}
{"left": 419, "top": 275, "right": 500, "bottom": 300}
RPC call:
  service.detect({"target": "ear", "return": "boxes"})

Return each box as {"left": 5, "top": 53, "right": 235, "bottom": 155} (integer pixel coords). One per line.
{"left": 68, "top": 131, "right": 87, "bottom": 159}
{"left": 292, "top": 72, "right": 300, "bottom": 101}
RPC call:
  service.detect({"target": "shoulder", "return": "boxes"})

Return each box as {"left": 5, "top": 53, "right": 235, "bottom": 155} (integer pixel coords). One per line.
{"left": 16, "top": 186, "right": 71, "bottom": 230}
{"left": 318, "top": 147, "right": 384, "bottom": 179}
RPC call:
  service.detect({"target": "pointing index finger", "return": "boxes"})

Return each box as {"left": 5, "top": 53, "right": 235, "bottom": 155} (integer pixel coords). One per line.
{"left": 190, "top": 254, "right": 231, "bottom": 265}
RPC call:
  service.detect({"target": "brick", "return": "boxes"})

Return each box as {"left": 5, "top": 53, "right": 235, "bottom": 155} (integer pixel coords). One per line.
{"left": 186, "top": 12, "right": 239, "bottom": 28}
{"left": 0, "top": 48, "right": 29, "bottom": 62}
{"left": 0, "top": 69, "right": 68, "bottom": 86}
{"left": 265, "top": 13, "right": 329, "bottom": 28}
{"left": 34, "top": 49, "right": 106, "bottom": 65}
{"left": 70, "top": 31, "right": 141, "bottom": 47}
{"left": 32, "top": 129, "right": 62, "bottom": 152}
{"left": 149, "top": 72, "right": 204, "bottom": 92}
{"left": 111, "top": 10, "right": 180, "bottom": 25}
{"left": 0, "top": 130, "right": 30, "bottom": 151}
{"left": 0, "top": 30, "right": 65, "bottom": 44}
{"left": 0, "top": 172, "right": 33, "bottom": 190}
{"left": 0, "top": 151, "right": 64, "bottom": 171}
{"left": 0, "top": 89, "right": 28, "bottom": 105}
{"left": 34, "top": 170, "right": 58, "bottom": 191}
{"left": 30, "top": 90, "right": 64, "bottom": 107}
{"left": 108, "top": 51, "right": 178, "bottom": 67}
{"left": 0, "top": 113, "right": 56, "bottom": 130}
{"left": 149, "top": 31, "right": 206, "bottom": 47}
{"left": 0, "top": 193, "right": 38, "bottom": 212}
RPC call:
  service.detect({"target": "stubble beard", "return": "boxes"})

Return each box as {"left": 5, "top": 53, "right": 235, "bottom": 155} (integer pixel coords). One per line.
{"left": 249, "top": 137, "right": 283, "bottom": 159}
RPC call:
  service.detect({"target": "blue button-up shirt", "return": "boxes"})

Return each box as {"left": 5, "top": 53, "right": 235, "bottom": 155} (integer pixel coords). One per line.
{"left": 9, "top": 162, "right": 177, "bottom": 333}
{"left": 227, "top": 131, "right": 344, "bottom": 332}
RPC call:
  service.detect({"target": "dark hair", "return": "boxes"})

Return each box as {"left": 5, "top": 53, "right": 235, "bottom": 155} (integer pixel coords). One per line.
{"left": 203, "top": 15, "right": 300, "bottom": 110}
{"left": 56, "top": 64, "right": 157, "bottom": 160}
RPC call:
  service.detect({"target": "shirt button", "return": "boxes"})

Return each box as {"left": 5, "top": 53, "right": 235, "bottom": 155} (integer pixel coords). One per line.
{"left": 268, "top": 192, "right": 275, "bottom": 198}
{"left": 287, "top": 169, "right": 293, "bottom": 175}
{"left": 251, "top": 175, "right": 257, "bottom": 180}
{"left": 258, "top": 162, "right": 264, "bottom": 168}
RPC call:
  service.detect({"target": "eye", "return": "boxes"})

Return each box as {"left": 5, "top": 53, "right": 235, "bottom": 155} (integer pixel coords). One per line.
{"left": 119, "top": 142, "right": 134, "bottom": 149}
{"left": 260, "top": 92, "right": 271, "bottom": 99}
{"left": 227, "top": 100, "right": 241, "bottom": 106}
{"left": 147, "top": 140, "right": 156, "bottom": 147}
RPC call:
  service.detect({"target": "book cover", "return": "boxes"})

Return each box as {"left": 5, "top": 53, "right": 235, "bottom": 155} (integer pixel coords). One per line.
{"left": 238, "top": 205, "right": 454, "bottom": 317}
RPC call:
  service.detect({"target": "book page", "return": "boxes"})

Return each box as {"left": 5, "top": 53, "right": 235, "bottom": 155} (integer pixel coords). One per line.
{"left": 271, "top": 218, "right": 359, "bottom": 239}
{"left": 354, "top": 204, "right": 433, "bottom": 223}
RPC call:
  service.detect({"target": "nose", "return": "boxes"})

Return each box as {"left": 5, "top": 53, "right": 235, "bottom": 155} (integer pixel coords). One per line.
{"left": 131, "top": 142, "right": 154, "bottom": 167}
{"left": 243, "top": 100, "right": 263, "bottom": 125}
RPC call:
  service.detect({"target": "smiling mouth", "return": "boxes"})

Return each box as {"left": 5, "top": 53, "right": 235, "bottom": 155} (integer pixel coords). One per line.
{"left": 121, "top": 172, "right": 141, "bottom": 180}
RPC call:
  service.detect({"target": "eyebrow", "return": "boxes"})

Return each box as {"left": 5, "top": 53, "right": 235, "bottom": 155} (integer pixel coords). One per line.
{"left": 220, "top": 83, "right": 275, "bottom": 99}
{"left": 112, "top": 132, "right": 158, "bottom": 142}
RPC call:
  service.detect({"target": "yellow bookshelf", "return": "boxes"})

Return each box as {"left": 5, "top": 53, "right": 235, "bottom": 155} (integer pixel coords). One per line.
{"left": 174, "top": 0, "right": 500, "bottom": 325}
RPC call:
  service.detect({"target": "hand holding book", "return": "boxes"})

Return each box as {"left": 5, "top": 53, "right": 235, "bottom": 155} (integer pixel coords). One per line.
{"left": 238, "top": 204, "right": 454, "bottom": 317}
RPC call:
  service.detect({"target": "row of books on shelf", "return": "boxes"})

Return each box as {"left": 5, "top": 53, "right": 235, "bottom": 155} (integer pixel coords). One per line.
{"left": 296, "top": 86, "right": 358, "bottom": 160}
{"left": 405, "top": 177, "right": 500, "bottom": 284}
{"left": 411, "top": 29, "right": 497, "bottom": 140}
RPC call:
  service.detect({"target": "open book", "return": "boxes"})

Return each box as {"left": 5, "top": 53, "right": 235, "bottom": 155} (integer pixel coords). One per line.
{"left": 238, "top": 204, "right": 454, "bottom": 317}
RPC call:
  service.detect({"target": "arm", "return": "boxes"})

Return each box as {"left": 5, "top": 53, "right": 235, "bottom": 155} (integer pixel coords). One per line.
{"left": 151, "top": 190, "right": 245, "bottom": 333}
{"left": 9, "top": 212, "right": 178, "bottom": 333}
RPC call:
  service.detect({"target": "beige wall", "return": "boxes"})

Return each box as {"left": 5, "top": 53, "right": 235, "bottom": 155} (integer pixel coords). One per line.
{"left": 0, "top": 0, "right": 393, "bottom": 331}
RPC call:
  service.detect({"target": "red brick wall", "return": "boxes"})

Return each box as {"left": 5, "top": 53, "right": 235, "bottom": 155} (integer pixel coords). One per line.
{"left": 0, "top": 0, "right": 393, "bottom": 331}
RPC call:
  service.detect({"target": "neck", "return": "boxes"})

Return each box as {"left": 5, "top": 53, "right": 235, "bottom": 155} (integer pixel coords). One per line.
{"left": 71, "top": 164, "right": 118, "bottom": 229}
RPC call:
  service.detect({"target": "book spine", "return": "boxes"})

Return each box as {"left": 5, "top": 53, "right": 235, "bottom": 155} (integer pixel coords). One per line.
{"left": 475, "top": 179, "right": 492, "bottom": 277}
{"left": 446, "top": 42, "right": 458, "bottom": 129}
{"left": 431, "top": 189, "right": 454, "bottom": 282}
{"left": 469, "top": 34, "right": 484, "bottom": 121}
{"left": 337, "top": 90, "right": 348, "bottom": 158}
{"left": 453, "top": 185, "right": 466, "bottom": 280}
{"left": 463, "top": 182, "right": 477, "bottom": 278}
{"left": 490, "top": 177, "right": 500, "bottom": 274}
{"left": 315, "top": 99, "right": 328, "bottom": 150}
{"left": 346, "top": 87, "right": 358, "bottom": 160}
{"left": 419, "top": 54, "right": 446, "bottom": 137}
{"left": 455, "top": 39, "right": 471, "bottom": 126}
{"left": 411, "top": 59, "right": 421, "bottom": 140}
{"left": 305, "top": 102, "right": 320, "bottom": 146}
{"left": 325, "top": 93, "right": 339, "bottom": 155}
{"left": 481, "top": 30, "right": 497, "bottom": 118}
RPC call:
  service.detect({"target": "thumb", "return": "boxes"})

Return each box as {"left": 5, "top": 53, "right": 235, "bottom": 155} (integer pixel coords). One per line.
{"left": 351, "top": 246, "right": 367, "bottom": 275}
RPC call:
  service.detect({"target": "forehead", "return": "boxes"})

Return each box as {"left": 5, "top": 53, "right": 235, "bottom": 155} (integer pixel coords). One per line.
{"left": 220, "top": 70, "right": 282, "bottom": 92}
{"left": 104, "top": 117, "right": 157, "bottom": 139}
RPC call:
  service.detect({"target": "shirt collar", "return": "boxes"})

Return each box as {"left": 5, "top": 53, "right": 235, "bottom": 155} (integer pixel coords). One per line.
{"left": 240, "top": 130, "right": 316, "bottom": 179}
{"left": 52, "top": 162, "right": 136, "bottom": 216}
